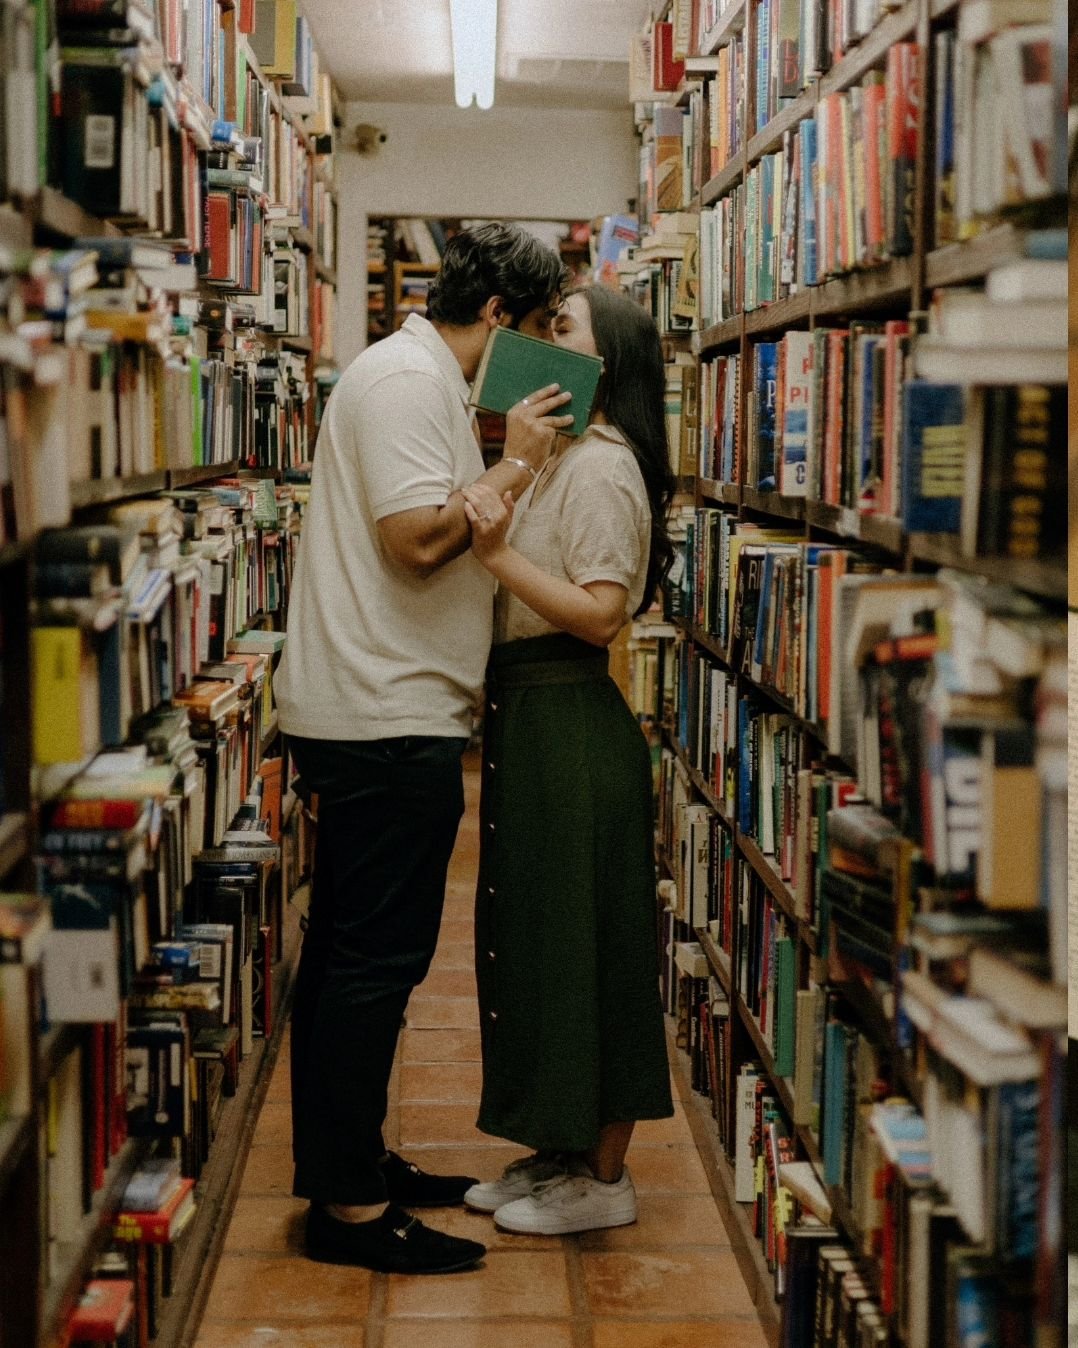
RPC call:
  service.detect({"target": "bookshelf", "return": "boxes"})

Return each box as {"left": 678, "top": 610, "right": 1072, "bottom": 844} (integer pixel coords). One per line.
{"left": 0, "top": 0, "right": 334, "bottom": 1340}
{"left": 628, "top": 0, "right": 1067, "bottom": 1343}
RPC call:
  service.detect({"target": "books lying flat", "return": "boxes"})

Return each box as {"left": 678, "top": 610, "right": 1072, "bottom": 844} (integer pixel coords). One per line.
{"left": 469, "top": 326, "right": 604, "bottom": 440}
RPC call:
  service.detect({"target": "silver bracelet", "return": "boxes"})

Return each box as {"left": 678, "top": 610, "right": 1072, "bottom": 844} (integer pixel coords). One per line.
{"left": 502, "top": 456, "right": 538, "bottom": 481}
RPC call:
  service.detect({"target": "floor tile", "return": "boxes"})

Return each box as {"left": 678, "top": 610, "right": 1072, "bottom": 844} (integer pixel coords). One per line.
{"left": 437, "top": 919, "right": 475, "bottom": 943}
{"left": 417, "top": 969, "right": 477, "bottom": 999}
{"left": 404, "top": 998, "right": 481, "bottom": 1031}
{"left": 382, "top": 1322, "right": 573, "bottom": 1348}
{"left": 239, "top": 1144, "right": 295, "bottom": 1198}
{"left": 592, "top": 1323, "right": 768, "bottom": 1348}
{"left": 263, "top": 1061, "right": 292, "bottom": 1104}
{"left": 385, "top": 1250, "right": 571, "bottom": 1318}
{"left": 398, "top": 1061, "right": 485, "bottom": 1102}
{"left": 576, "top": 1194, "right": 733, "bottom": 1251}
{"left": 389, "top": 1144, "right": 530, "bottom": 1182}
{"left": 399, "top": 1028, "right": 483, "bottom": 1063}
{"left": 196, "top": 1326, "right": 365, "bottom": 1348}
{"left": 250, "top": 1099, "right": 292, "bottom": 1147}
{"left": 399, "top": 1103, "right": 500, "bottom": 1147}
{"left": 431, "top": 1203, "right": 567, "bottom": 1252}
{"left": 203, "top": 1255, "right": 371, "bottom": 1321}
{"left": 581, "top": 1252, "right": 758, "bottom": 1319}
{"left": 623, "top": 1146, "right": 713, "bottom": 1194}
{"left": 223, "top": 1197, "right": 308, "bottom": 1255}
{"left": 426, "top": 942, "right": 477, "bottom": 972}
{"left": 630, "top": 1109, "right": 697, "bottom": 1147}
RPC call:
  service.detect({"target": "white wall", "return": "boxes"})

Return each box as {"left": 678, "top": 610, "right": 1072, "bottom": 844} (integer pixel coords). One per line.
{"left": 335, "top": 100, "right": 638, "bottom": 369}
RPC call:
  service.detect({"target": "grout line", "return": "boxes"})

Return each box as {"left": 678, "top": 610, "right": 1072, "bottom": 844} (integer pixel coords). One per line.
{"left": 563, "top": 1239, "right": 597, "bottom": 1348}
{"left": 365, "top": 1273, "right": 389, "bottom": 1348}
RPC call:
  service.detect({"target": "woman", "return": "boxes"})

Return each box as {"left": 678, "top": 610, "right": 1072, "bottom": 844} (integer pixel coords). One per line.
{"left": 459, "top": 284, "right": 676, "bottom": 1236}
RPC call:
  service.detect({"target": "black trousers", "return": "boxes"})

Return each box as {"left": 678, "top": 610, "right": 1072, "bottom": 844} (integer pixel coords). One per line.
{"left": 287, "top": 734, "right": 468, "bottom": 1204}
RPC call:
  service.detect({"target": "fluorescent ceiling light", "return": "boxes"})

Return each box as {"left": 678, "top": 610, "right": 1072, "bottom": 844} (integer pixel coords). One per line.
{"left": 450, "top": 0, "right": 497, "bottom": 109}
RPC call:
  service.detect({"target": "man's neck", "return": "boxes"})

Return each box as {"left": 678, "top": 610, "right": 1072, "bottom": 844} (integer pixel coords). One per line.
{"left": 431, "top": 319, "right": 486, "bottom": 383}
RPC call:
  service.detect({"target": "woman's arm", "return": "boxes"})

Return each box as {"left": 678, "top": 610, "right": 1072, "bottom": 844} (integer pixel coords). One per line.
{"left": 462, "top": 483, "right": 627, "bottom": 648}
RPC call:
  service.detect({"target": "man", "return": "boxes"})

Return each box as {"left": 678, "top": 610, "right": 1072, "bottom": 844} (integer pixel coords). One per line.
{"left": 274, "top": 223, "right": 572, "bottom": 1274}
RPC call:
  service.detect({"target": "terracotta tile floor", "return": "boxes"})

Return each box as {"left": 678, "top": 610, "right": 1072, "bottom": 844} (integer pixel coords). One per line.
{"left": 195, "top": 761, "right": 768, "bottom": 1348}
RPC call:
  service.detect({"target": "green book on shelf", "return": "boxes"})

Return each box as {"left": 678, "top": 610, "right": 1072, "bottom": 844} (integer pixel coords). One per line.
{"left": 773, "top": 936, "right": 797, "bottom": 1078}
{"left": 468, "top": 326, "right": 603, "bottom": 440}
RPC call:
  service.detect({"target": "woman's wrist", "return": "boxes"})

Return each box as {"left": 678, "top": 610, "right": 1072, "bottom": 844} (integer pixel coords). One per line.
{"left": 501, "top": 456, "right": 538, "bottom": 482}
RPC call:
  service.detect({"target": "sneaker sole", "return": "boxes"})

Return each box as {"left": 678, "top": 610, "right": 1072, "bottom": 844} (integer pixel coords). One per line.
{"left": 305, "top": 1245, "right": 484, "bottom": 1274}
{"left": 464, "top": 1193, "right": 517, "bottom": 1214}
{"left": 493, "top": 1209, "right": 637, "bottom": 1236}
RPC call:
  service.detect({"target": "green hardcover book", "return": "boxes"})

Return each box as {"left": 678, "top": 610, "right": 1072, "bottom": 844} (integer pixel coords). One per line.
{"left": 774, "top": 936, "right": 796, "bottom": 1078}
{"left": 468, "top": 326, "right": 603, "bottom": 440}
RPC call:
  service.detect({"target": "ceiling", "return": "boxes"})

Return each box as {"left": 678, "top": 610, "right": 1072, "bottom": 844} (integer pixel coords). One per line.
{"left": 304, "top": 0, "right": 654, "bottom": 109}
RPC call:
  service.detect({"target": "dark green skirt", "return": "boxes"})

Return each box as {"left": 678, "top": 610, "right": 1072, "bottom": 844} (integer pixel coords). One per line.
{"left": 475, "top": 632, "right": 673, "bottom": 1152}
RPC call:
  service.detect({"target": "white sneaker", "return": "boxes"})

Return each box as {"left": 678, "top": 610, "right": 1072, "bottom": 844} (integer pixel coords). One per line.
{"left": 463, "top": 1152, "right": 570, "bottom": 1213}
{"left": 493, "top": 1166, "right": 637, "bottom": 1235}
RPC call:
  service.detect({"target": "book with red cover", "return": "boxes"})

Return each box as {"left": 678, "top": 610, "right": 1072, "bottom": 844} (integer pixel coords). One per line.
{"left": 861, "top": 73, "right": 886, "bottom": 260}
{"left": 50, "top": 798, "right": 145, "bottom": 829}
{"left": 67, "top": 1278, "right": 135, "bottom": 1339}
{"left": 652, "top": 20, "right": 685, "bottom": 91}
{"left": 886, "top": 42, "right": 921, "bottom": 257}
{"left": 114, "top": 1177, "right": 196, "bottom": 1244}
{"left": 204, "top": 192, "right": 232, "bottom": 282}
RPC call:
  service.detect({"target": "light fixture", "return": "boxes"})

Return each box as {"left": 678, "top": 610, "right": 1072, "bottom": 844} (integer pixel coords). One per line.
{"left": 449, "top": 0, "right": 498, "bottom": 109}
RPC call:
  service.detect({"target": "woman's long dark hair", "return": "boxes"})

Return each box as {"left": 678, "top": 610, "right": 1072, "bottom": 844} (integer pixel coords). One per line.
{"left": 569, "top": 285, "right": 676, "bottom": 614}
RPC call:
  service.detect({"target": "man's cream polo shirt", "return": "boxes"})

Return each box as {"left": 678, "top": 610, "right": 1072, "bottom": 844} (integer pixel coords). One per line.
{"left": 275, "top": 314, "right": 494, "bottom": 741}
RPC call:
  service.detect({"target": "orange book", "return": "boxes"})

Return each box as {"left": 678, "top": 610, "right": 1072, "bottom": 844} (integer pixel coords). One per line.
{"left": 173, "top": 678, "right": 240, "bottom": 722}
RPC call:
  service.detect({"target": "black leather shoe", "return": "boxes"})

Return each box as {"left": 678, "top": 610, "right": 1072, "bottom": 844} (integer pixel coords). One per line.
{"left": 380, "top": 1150, "right": 479, "bottom": 1208}
{"left": 305, "top": 1203, "right": 485, "bottom": 1273}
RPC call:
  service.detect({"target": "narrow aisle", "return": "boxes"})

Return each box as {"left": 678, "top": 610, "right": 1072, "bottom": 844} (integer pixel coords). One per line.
{"left": 195, "top": 756, "right": 768, "bottom": 1348}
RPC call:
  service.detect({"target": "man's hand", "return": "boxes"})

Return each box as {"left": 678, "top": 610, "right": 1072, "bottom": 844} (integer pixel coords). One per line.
{"left": 503, "top": 385, "right": 575, "bottom": 474}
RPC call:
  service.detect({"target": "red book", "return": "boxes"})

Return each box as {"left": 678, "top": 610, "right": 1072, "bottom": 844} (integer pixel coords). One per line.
{"left": 114, "top": 1177, "right": 196, "bottom": 1244}
{"left": 205, "top": 192, "right": 232, "bottom": 282}
{"left": 87, "top": 1024, "right": 107, "bottom": 1193}
{"left": 238, "top": 0, "right": 255, "bottom": 34}
{"left": 886, "top": 43, "right": 921, "bottom": 257}
{"left": 652, "top": 20, "right": 685, "bottom": 91}
{"left": 67, "top": 1279, "right": 135, "bottom": 1340}
{"left": 50, "top": 798, "right": 144, "bottom": 829}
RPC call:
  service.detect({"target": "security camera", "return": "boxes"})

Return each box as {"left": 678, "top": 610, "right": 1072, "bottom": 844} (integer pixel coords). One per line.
{"left": 353, "top": 124, "right": 388, "bottom": 155}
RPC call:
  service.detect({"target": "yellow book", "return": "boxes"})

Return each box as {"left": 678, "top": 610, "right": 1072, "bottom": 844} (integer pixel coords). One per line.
{"left": 33, "top": 627, "right": 99, "bottom": 765}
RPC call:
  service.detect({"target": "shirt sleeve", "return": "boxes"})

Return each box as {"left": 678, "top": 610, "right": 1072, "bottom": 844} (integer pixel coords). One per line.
{"left": 352, "top": 370, "right": 459, "bottom": 520}
{"left": 559, "top": 448, "right": 646, "bottom": 593}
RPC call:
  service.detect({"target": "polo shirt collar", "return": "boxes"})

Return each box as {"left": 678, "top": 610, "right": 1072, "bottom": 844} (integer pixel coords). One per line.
{"left": 402, "top": 314, "right": 471, "bottom": 405}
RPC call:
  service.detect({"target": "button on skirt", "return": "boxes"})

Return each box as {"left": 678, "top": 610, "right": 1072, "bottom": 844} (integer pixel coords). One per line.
{"left": 475, "top": 632, "right": 674, "bottom": 1152}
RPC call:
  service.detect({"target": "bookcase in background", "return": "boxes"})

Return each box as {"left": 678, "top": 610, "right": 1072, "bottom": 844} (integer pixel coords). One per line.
{"left": 0, "top": 0, "right": 336, "bottom": 1342}
{"left": 625, "top": 1, "right": 1068, "bottom": 1344}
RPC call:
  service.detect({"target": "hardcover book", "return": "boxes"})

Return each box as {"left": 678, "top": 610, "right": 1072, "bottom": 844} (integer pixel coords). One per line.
{"left": 469, "top": 327, "right": 603, "bottom": 441}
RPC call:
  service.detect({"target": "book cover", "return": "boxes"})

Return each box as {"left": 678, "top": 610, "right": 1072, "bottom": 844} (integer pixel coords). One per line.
{"left": 886, "top": 43, "right": 921, "bottom": 257}
{"left": 469, "top": 326, "right": 603, "bottom": 440}
{"left": 900, "top": 381, "right": 965, "bottom": 534}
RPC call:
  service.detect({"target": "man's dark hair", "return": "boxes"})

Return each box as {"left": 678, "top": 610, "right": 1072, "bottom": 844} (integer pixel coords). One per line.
{"left": 426, "top": 223, "right": 566, "bottom": 327}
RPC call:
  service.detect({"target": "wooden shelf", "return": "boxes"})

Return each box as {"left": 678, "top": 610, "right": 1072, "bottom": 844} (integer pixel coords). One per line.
{"left": 698, "top": 315, "right": 742, "bottom": 352}
{"left": 275, "top": 334, "right": 314, "bottom": 353}
{"left": 737, "top": 829, "right": 800, "bottom": 926}
{"left": 698, "top": 478, "right": 740, "bottom": 506}
{"left": 818, "top": 0, "right": 919, "bottom": 98}
{"left": 746, "top": 89, "right": 813, "bottom": 165}
{"left": 315, "top": 259, "right": 337, "bottom": 285}
{"left": 34, "top": 188, "right": 121, "bottom": 242}
{"left": 42, "top": 1136, "right": 152, "bottom": 1342}
{"left": 701, "top": 156, "right": 744, "bottom": 207}
{"left": 289, "top": 226, "right": 315, "bottom": 252}
{"left": 70, "top": 471, "right": 168, "bottom": 510}
{"left": 925, "top": 223, "right": 1030, "bottom": 288}
{"left": 907, "top": 534, "right": 1066, "bottom": 602}
{"left": 744, "top": 288, "right": 812, "bottom": 335}
{"left": 699, "top": 0, "right": 746, "bottom": 54}
{"left": 150, "top": 908, "right": 302, "bottom": 1347}
{"left": 0, "top": 812, "right": 30, "bottom": 878}
{"left": 812, "top": 256, "right": 914, "bottom": 317}
{"left": 668, "top": 1028, "right": 781, "bottom": 1347}
{"left": 741, "top": 486, "right": 806, "bottom": 521}
{"left": 697, "top": 927, "right": 733, "bottom": 995}
{"left": 169, "top": 461, "right": 242, "bottom": 489}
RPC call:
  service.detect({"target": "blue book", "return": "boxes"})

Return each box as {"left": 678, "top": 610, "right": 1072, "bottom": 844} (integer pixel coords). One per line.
{"left": 858, "top": 335, "right": 880, "bottom": 509}
{"left": 737, "top": 699, "right": 752, "bottom": 832}
{"left": 996, "top": 1078, "right": 1040, "bottom": 1260}
{"left": 752, "top": 552, "right": 776, "bottom": 682}
{"left": 754, "top": 343, "right": 779, "bottom": 490}
{"left": 799, "top": 119, "right": 818, "bottom": 286}
{"left": 900, "top": 381, "right": 965, "bottom": 534}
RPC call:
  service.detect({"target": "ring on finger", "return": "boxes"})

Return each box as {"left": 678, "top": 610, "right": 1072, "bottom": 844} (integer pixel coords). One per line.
{"left": 521, "top": 398, "right": 529, "bottom": 407}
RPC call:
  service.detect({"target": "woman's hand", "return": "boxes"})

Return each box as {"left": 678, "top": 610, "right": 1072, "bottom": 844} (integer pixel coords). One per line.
{"left": 503, "top": 385, "right": 575, "bottom": 474}
{"left": 462, "top": 483, "right": 515, "bottom": 566}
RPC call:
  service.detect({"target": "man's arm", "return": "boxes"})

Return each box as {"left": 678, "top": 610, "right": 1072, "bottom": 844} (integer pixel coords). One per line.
{"left": 377, "top": 386, "right": 573, "bottom": 579}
